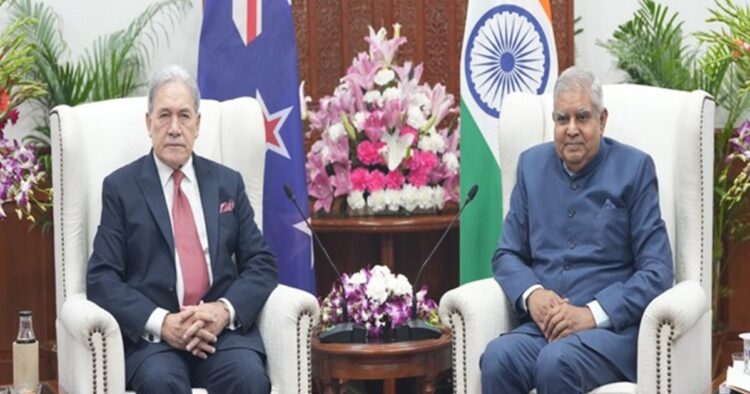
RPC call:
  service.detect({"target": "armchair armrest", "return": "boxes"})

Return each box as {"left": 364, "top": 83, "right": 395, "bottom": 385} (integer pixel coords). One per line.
{"left": 257, "top": 284, "right": 320, "bottom": 394}
{"left": 57, "top": 293, "right": 126, "bottom": 394}
{"left": 636, "top": 280, "right": 711, "bottom": 394}
{"left": 438, "top": 278, "right": 516, "bottom": 394}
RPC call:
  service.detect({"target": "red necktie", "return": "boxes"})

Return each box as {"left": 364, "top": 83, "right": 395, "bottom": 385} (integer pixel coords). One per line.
{"left": 172, "top": 170, "right": 209, "bottom": 305}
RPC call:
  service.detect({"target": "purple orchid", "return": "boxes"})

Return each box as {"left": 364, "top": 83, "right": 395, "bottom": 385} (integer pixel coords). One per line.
{"left": 319, "top": 265, "right": 440, "bottom": 340}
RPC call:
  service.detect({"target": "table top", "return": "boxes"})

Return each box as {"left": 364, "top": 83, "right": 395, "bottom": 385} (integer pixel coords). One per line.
{"left": 312, "top": 326, "right": 452, "bottom": 383}
{"left": 312, "top": 327, "right": 452, "bottom": 356}
{"left": 311, "top": 210, "right": 460, "bottom": 233}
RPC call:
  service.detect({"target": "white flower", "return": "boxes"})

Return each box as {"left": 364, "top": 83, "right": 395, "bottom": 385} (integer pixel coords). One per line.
{"left": 374, "top": 68, "right": 396, "bottom": 86}
{"left": 400, "top": 184, "right": 419, "bottom": 212}
{"left": 325, "top": 122, "right": 346, "bottom": 140}
{"left": 367, "top": 190, "right": 388, "bottom": 212}
{"left": 406, "top": 105, "right": 428, "bottom": 129}
{"left": 363, "top": 90, "right": 382, "bottom": 106}
{"left": 416, "top": 186, "right": 434, "bottom": 210}
{"left": 347, "top": 191, "right": 366, "bottom": 210}
{"left": 432, "top": 186, "right": 446, "bottom": 210}
{"left": 371, "top": 264, "right": 392, "bottom": 279}
{"left": 381, "top": 131, "right": 414, "bottom": 171}
{"left": 413, "top": 92, "right": 431, "bottom": 111}
{"left": 390, "top": 273, "right": 412, "bottom": 296}
{"left": 349, "top": 271, "right": 367, "bottom": 286}
{"left": 352, "top": 111, "right": 367, "bottom": 129}
{"left": 418, "top": 129, "right": 447, "bottom": 153}
{"left": 366, "top": 275, "right": 388, "bottom": 304}
{"left": 442, "top": 152, "right": 459, "bottom": 172}
{"left": 382, "top": 86, "right": 401, "bottom": 102}
{"left": 383, "top": 189, "right": 401, "bottom": 212}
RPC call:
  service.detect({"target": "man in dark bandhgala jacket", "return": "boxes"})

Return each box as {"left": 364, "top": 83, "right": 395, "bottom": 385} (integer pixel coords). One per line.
{"left": 481, "top": 66, "right": 673, "bottom": 394}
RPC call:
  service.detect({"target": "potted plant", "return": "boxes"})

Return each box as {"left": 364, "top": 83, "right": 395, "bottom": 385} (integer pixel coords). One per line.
{"left": 599, "top": 0, "right": 750, "bottom": 330}
{"left": 0, "top": 0, "right": 47, "bottom": 222}
{"left": 4, "top": 0, "right": 191, "bottom": 225}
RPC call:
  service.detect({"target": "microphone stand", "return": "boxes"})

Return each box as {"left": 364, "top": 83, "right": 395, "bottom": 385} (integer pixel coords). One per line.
{"left": 395, "top": 185, "right": 479, "bottom": 341}
{"left": 283, "top": 185, "right": 366, "bottom": 343}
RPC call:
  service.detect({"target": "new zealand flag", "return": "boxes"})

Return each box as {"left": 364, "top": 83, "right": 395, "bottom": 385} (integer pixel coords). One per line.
{"left": 198, "top": 0, "right": 315, "bottom": 293}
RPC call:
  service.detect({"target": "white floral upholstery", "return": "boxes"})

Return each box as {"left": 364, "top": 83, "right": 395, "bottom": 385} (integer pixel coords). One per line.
{"left": 51, "top": 97, "right": 319, "bottom": 394}
{"left": 439, "top": 84, "right": 714, "bottom": 394}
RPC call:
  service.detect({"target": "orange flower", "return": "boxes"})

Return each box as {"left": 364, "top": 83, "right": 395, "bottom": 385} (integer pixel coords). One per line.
{"left": 732, "top": 38, "right": 750, "bottom": 58}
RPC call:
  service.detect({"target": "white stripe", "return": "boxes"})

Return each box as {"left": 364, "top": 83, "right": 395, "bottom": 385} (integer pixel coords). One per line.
{"left": 256, "top": 0, "right": 263, "bottom": 38}
{"left": 232, "top": 0, "right": 249, "bottom": 45}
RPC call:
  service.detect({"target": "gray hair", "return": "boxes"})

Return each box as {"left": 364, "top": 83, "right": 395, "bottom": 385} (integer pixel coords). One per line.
{"left": 553, "top": 66, "right": 604, "bottom": 114}
{"left": 147, "top": 64, "right": 201, "bottom": 113}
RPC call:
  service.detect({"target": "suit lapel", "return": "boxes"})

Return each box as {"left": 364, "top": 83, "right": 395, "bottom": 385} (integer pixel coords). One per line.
{"left": 136, "top": 154, "right": 175, "bottom": 254}
{"left": 194, "top": 155, "right": 219, "bottom": 270}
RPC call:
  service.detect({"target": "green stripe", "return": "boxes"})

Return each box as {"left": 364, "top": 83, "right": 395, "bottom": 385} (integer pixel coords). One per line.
{"left": 459, "top": 100, "right": 502, "bottom": 284}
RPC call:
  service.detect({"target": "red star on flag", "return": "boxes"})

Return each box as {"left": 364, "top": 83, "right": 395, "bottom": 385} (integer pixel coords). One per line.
{"left": 256, "top": 90, "right": 292, "bottom": 159}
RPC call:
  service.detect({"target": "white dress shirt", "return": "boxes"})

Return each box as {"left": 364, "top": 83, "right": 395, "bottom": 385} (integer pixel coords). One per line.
{"left": 142, "top": 154, "right": 237, "bottom": 342}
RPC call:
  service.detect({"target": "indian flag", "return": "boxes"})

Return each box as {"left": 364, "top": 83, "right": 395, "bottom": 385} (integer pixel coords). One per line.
{"left": 460, "top": 0, "right": 558, "bottom": 283}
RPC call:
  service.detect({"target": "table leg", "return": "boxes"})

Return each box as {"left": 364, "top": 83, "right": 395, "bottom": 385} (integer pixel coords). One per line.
{"left": 384, "top": 378, "right": 396, "bottom": 394}
{"left": 381, "top": 233, "right": 395, "bottom": 269}
{"left": 422, "top": 377, "right": 436, "bottom": 394}
{"left": 318, "top": 376, "right": 336, "bottom": 394}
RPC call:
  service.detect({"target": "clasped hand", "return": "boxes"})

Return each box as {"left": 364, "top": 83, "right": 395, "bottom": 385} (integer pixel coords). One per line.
{"left": 527, "top": 289, "right": 595, "bottom": 341}
{"left": 161, "top": 301, "right": 230, "bottom": 359}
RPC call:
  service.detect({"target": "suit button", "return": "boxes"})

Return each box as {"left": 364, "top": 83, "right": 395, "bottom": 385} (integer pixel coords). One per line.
{"left": 568, "top": 240, "right": 576, "bottom": 249}
{"left": 567, "top": 209, "right": 575, "bottom": 218}
{"left": 168, "top": 286, "right": 175, "bottom": 292}
{"left": 563, "top": 264, "right": 571, "bottom": 270}
{"left": 570, "top": 182, "right": 579, "bottom": 190}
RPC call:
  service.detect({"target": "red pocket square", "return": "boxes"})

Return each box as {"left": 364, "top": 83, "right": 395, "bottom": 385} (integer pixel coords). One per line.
{"left": 219, "top": 199, "right": 235, "bottom": 213}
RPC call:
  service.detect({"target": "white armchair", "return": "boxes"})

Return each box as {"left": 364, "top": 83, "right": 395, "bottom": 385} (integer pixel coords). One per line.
{"left": 50, "top": 97, "right": 320, "bottom": 394}
{"left": 439, "top": 84, "right": 714, "bottom": 394}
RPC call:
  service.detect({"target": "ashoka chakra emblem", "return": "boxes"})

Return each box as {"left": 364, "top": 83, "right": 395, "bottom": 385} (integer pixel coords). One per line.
{"left": 464, "top": 4, "right": 552, "bottom": 117}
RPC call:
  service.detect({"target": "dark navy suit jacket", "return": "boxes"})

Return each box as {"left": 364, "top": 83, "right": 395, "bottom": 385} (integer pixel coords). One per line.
{"left": 86, "top": 152, "right": 278, "bottom": 382}
{"left": 493, "top": 137, "right": 673, "bottom": 381}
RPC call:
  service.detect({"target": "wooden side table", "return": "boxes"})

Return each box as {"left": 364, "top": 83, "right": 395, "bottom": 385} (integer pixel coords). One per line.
{"left": 311, "top": 327, "right": 452, "bottom": 394}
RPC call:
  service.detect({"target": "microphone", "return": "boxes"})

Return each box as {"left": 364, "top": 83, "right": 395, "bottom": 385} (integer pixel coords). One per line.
{"left": 283, "top": 185, "right": 367, "bottom": 343}
{"left": 395, "top": 184, "right": 479, "bottom": 341}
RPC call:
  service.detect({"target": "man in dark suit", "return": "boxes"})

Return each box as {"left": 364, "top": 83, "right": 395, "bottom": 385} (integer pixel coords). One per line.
{"left": 480, "top": 67, "right": 674, "bottom": 393}
{"left": 87, "top": 64, "right": 277, "bottom": 394}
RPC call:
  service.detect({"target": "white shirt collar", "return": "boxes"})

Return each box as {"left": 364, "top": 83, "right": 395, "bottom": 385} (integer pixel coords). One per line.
{"left": 153, "top": 152, "right": 197, "bottom": 187}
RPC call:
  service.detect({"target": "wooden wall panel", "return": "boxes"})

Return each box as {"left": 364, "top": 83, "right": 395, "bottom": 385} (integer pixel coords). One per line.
{"left": 294, "top": 0, "right": 575, "bottom": 106}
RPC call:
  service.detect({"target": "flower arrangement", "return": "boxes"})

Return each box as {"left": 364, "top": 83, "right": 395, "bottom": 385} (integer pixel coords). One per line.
{"left": 306, "top": 25, "right": 460, "bottom": 215}
{"left": 0, "top": 114, "right": 48, "bottom": 222}
{"left": 1, "top": 1, "right": 48, "bottom": 222}
{"left": 319, "top": 265, "right": 439, "bottom": 340}
{"left": 601, "top": 0, "right": 750, "bottom": 328}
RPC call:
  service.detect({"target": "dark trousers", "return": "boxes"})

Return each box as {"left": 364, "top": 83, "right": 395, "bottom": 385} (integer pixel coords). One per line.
{"left": 480, "top": 331, "right": 626, "bottom": 394}
{"left": 128, "top": 347, "right": 270, "bottom": 394}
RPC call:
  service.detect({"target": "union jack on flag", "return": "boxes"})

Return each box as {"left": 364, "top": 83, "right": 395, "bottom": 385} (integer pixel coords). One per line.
{"left": 198, "top": 0, "right": 315, "bottom": 294}
{"left": 231, "top": 0, "right": 262, "bottom": 46}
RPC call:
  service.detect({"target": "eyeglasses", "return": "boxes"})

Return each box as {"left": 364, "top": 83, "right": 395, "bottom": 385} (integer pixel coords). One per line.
{"left": 552, "top": 110, "right": 595, "bottom": 127}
